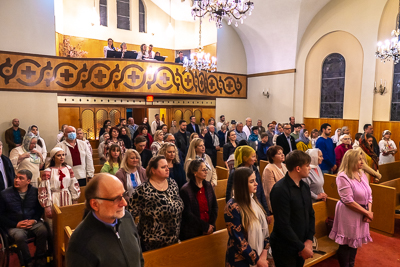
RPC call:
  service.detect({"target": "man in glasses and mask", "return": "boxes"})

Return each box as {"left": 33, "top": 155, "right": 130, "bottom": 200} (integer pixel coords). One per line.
{"left": 66, "top": 173, "right": 144, "bottom": 267}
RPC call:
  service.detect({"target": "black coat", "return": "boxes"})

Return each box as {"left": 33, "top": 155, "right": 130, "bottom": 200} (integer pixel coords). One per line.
{"left": 174, "top": 131, "right": 191, "bottom": 159}
{"left": 138, "top": 149, "right": 152, "bottom": 169}
{"left": 0, "top": 185, "right": 44, "bottom": 229}
{"left": 66, "top": 211, "right": 144, "bottom": 267}
{"left": 204, "top": 132, "right": 218, "bottom": 166}
{"left": 169, "top": 163, "right": 187, "bottom": 189}
{"left": 179, "top": 180, "right": 218, "bottom": 241}
{"left": 0, "top": 154, "right": 15, "bottom": 191}
{"left": 187, "top": 123, "right": 200, "bottom": 135}
{"left": 276, "top": 134, "right": 297, "bottom": 156}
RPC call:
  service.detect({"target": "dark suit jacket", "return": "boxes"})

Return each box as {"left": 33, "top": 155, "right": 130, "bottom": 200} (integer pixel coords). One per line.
{"left": 187, "top": 123, "right": 200, "bottom": 135}
{"left": 204, "top": 132, "right": 217, "bottom": 157}
{"left": 276, "top": 134, "right": 297, "bottom": 156}
{"left": 0, "top": 155, "right": 15, "bottom": 191}
{"left": 175, "top": 57, "right": 184, "bottom": 63}
{"left": 174, "top": 131, "right": 191, "bottom": 159}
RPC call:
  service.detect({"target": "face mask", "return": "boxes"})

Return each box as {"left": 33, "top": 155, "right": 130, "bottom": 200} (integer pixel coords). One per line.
{"left": 68, "top": 132, "right": 77, "bottom": 140}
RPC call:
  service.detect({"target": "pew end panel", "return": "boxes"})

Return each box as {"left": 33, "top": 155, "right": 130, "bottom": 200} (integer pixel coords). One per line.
{"left": 64, "top": 226, "right": 73, "bottom": 254}
{"left": 259, "top": 160, "right": 269, "bottom": 177}
{"left": 94, "top": 165, "right": 102, "bottom": 173}
{"left": 378, "top": 161, "right": 400, "bottom": 183}
{"left": 370, "top": 181, "right": 397, "bottom": 235}
{"left": 216, "top": 166, "right": 229, "bottom": 180}
{"left": 323, "top": 174, "right": 339, "bottom": 200}
{"left": 215, "top": 198, "right": 226, "bottom": 231}
{"left": 217, "top": 151, "right": 224, "bottom": 168}
{"left": 77, "top": 186, "right": 85, "bottom": 203}
{"left": 143, "top": 229, "right": 228, "bottom": 267}
{"left": 214, "top": 179, "right": 227, "bottom": 199}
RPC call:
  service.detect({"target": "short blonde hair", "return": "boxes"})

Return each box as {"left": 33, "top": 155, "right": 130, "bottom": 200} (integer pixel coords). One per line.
{"left": 157, "top": 143, "right": 180, "bottom": 164}
{"left": 120, "top": 149, "right": 142, "bottom": 172}
{"left": 338, "top": 149, "right": 362, "bottom": 179}
{"left": 154, "top": 130, "right": 163, "bottom": 141}
{"left": 190, "top": 132, "right": 199, "bottom": 142}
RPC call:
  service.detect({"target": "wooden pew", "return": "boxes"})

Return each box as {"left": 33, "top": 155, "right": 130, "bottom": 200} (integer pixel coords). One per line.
{"left": 216, "top": 166, "right": 229, "bottom": 180}
{"left": 378, "top": 161, "right": 400, "bottom": 183}
{"left": 143, "top": 229, "right": 228, "bottom": 267}
{"left": 215, "top": 198, "right": 226, "bottom": 231}
{"left": 64, "top": 226, "right": 73, "bottom": 254}
{"left": 217, "top": 151, "right": 224, "bottom": 168}
{"left": 94, "top": 165, "right": 103, "bottom": 173}
{"left": 323, "top": 174, "right": 339, "bottom": 200}
{"left": 369, "top": 178, "right": 399, "bottom": 235}
{"left": 53, "top": 203, "right": 86, "bottom": 267}
{"left": 214, "top": 179, "right": 227, "bottom": 199}
{"left": 304, "top": 197, "right": 339, "bottom": 266}
{"left": 93, "top": 158, "right": 101, "bottom": 165}
{"left": 77, "top": 186, "right": 86, "bottom": 203}
{"left": 259, "top": 160, "right": 269, "bottom": 177}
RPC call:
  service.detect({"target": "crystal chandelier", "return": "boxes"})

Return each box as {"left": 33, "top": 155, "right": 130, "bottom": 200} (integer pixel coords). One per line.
{"left": 183, "top": 17, "right": 217, "bottom": 72}
{"left": 376, "top": 0, "right": 400, "bottom": 64}
{"left": 191, "top": 0, "right": 254, "bottom": 28}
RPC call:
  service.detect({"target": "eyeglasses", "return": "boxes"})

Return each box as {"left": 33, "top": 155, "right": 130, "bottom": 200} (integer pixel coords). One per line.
{"left": 200, "top": 169, "right": 209, "bottom": 172}
{"left": 94, "top": 191, "right": 128, "bottom": 204}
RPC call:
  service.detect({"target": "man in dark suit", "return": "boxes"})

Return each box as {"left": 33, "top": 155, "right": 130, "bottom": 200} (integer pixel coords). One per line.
{"left": 134, "top": 136, "right": 152, "bottom": 169}
{"left": 174, "top": 120, "right": 191, "bottom": 159}
{"left": 276, "top": 123, "right": 297, "bottom": 156}
{"left": 175, "top": 51, "right": 184, "bottom": 64}
{"left": 204, "top": 125, "right": 220, "bottom": 167}
{"left": 187, "top": 116, "right": 200, "bottom": 135}
{"left": 0, "top": 141, "right": 14, "bottom": 191}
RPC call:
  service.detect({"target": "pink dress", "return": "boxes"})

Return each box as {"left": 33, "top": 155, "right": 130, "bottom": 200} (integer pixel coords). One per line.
{"left": 329, "top": 171, "right": 373, "bottom": 248}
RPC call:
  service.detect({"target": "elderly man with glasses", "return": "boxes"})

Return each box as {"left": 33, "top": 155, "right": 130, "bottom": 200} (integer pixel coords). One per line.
{"left": 276, "top": 123, "right": 297, "bottom": 156}
{"left": 66, "top": 173, "right": 144, "bottom": 267}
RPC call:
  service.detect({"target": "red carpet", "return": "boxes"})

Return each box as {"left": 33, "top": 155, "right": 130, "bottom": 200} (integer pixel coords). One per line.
{"left": 6, "top": 221, "right": 400, "bottom": 266}
{"left": 314, "top": 220, "right": 400, "bottom": 267}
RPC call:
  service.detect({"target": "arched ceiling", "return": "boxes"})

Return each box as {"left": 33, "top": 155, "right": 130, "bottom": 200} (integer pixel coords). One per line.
{"left": 150, "top": 0, "right": 331, "bottom": 74}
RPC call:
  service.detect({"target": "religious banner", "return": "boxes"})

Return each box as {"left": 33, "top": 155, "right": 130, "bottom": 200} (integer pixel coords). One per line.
{"left": 0, "top": 51, "right": 247, "bottom": 98}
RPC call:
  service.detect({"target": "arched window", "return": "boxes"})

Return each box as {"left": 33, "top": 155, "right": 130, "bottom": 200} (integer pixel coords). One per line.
{"left": 139, "top": 0, "right": 146, "bottom": 33}
{"left": 100, "top": 0, "right": 107, "bottom": 26}
{"left": 117, "top": 0, "right": 130, "bottom": 30}
{"left": 391, "top": 63, "right": 400, "bottom": 121}
{"left": 320, "top": 53, "right": 345, "bottom": 118}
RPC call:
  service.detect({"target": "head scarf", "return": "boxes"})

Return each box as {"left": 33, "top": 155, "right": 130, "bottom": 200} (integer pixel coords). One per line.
{"left": 331, "top": 129, "right": 341, "bottom": 144}
{"left": 27, "top": 125, "right": 40, "bottom": 139}
{"left": 295, "top": 129, "right": 309, "bottom": 145}
{"left": 274, "top": 124, "right": 283, "bottom": 135}
{"left": 306, "top": 148, "right": 320, "bottom": 169}
{"left": 382, "top": 130, "right": 391, "bottom": 140}
{"left": 22, "top": 133, "right": 37, "bottom": 153}
{"left": 248, "top": 127, "right": 259, "bottom": 142}
{"left": 50, "top": 147, "right": 64, "bottom": 159}
{"left": 360, "top": 134, "right": 379, "bottom": 170}
{"left": 234, "top": 145, "right": 255, "bottom": 168}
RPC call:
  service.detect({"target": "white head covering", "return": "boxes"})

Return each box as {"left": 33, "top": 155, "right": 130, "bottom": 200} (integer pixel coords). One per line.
{"left": 331, "top": 129, "right": 341, "bottom": 144}
{"left": 382, "top": 130, "right": 391, "bottom": 139}
{"left": 50, "top": 147, "right": 64, "bottom": 159}
{"left": 306, "top": 148, "right": 321, "bottom": 169}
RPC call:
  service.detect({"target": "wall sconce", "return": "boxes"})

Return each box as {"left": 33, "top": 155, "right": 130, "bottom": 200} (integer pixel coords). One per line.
{"left": 374, "top": 79, "right": 387, "bottom": 95}
{"left": 262, "top": 89, "right": 270, "bottom": 98}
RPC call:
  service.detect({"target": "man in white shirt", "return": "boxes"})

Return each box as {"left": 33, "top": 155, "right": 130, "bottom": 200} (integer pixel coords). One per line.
{"left": 56, "top": 124, "right": 68, "bottom": 143}
{"left": 56, "top": 126, "right": 94, "bottom": 186}
{"left": 150, "top": 114, "right": 164, "bottom": 135}
{"left": 216, "top": 115, "right": 225, "bottom": 132}
{"left": 148, "top": 44, "right": 155, "bottom": 59}
{"left": 243, "top": 117, "right": 253, "bottom": 139}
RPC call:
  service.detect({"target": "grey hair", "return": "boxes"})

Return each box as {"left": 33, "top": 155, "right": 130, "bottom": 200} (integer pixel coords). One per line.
{"left": 163, "top": 133, "right": 173, "bottom": 141}
{"left": 341, "top": 126, "right": 349, "bottom": 131}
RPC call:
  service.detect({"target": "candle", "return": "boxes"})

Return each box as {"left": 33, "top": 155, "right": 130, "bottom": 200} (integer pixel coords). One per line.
{"left": 381, "top": 79, "right": 383, "bottom": 85}
{"left": 375, "top": 81, "right": 376, "bottom": 87}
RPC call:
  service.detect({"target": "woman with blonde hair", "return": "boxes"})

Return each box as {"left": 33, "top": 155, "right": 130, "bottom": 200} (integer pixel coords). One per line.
{"left": 189, "top": 132, "right": 199, "bottom": 143}
{"left": 158, "top": 142, "right": 186, "bottom": 189}
{"left": 225, "top": 146, "right": 271, "bottom": 221}
{"left": 150, "top": 129, "right": 164, "bottom": 156}
{"left": 329, "top": 149, "right": 373, "bottom": 267}
{"left": 115, "top": 149, "right": 147, "bottom": 197}
{"left": 184, "top": 138, "right": 217, "bottom": 187}
{"left": 225, "top": 167, "right": 270, "bottom": 267}
{"left": 76, "top": 128, "right": 93, "bottom": 154}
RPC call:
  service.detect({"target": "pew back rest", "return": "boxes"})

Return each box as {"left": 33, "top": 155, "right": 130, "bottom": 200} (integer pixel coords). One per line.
{"left": 214, "top": 179, "right": 227, "bottom": 199}
{"left": 215, "top": 198, "right": 226, "bottom": 231}
{"left": 381, "top": 178, "right": 400, "bottom": 206}
{"left": 217, "top": 151, "right": 224, "bottom": 168}
{"left": 216, "top": 166, "right": 229, "bottom": 180}
{"left": 77, "top": 186, "right": 86, "bottom": 203}
{"left": 259, "top": 160, "right": 269, "bottom": 177}
{"left": 323, "top": 174, "right": 339, "bottom": 200}
{"left": 143, "top": 229, "right": 228, "bottom": 267}
{"left": 378, "top": 161, "right": 400, "bottom": 183}
{"left": 94, "top": 165, "right": 102, "bottom": 173}
{"left": 313, "top": 198, "right": 337, "bottom": 238}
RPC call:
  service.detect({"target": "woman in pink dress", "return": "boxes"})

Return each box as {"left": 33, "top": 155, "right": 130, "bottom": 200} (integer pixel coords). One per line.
{"left": 329, "top": 149, "right": 373, "bottom": 267}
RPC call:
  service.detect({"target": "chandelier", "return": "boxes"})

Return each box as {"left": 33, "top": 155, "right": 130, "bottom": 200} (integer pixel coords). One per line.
{"left": 183, "top": 17, "right": 217, "bottom": 72}
{"left": 191, "top": 0, "right": 254, "bottom": 28}
{"left": 376, "top": 0, "right": 400, "bottom": 64}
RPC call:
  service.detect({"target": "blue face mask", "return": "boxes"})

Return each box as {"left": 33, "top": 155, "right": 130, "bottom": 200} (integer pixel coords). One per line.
{"left": 68, "top": 132, "right": 76, "bottom": 140}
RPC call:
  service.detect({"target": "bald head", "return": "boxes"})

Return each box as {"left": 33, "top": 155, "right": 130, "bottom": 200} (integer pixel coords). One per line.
{"left": 97, "top": 174, "right": 124, "bottom": 199}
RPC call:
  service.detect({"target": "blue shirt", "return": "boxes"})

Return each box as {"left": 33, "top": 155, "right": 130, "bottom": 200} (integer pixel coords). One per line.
{"left": 235, "top": 130, "right": 247, "bottom": 142}
{"left": 92, "top": 211, "right": 118, "bottom": 228}
{"left": 315, "top": 137, "right": 336, "bottom": 171}
{"left": 13, "top": 129, "right": 22, "bottom": 145}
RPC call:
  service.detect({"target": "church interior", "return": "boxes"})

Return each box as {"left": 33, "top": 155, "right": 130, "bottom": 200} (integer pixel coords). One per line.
{"left": 1, "top": 0, "right": 400, "bottom": 266}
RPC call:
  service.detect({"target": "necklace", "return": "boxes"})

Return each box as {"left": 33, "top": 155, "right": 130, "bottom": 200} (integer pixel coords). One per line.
{"left": 150, "top": 179, "right": 168, "bottom": 191}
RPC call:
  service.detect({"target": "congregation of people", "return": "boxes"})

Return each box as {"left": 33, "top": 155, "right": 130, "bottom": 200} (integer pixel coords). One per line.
{"left": 0, "top": 114, "right": 386, "bottom": 267}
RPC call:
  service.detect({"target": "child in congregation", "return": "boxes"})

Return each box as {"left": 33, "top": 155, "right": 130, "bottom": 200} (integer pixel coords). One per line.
{"left": 100, "top": 144, "right": 122, "bottom": 175}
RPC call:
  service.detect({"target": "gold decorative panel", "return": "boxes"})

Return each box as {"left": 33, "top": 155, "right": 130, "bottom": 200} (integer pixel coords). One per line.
{"left": 81, "top": 109, "right": 95, "bottom": 140}
{"left": 109, "top": 109, "right": 121, "bottom": 127}
{"left": 0, "top": 51, "right": 247, "bottom": 98}
{"left": 96, "top": 109, "right": 108, "bottom": 139}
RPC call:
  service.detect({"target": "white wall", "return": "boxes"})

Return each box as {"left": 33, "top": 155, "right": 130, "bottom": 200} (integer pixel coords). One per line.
{"left": 0, "top": 0, "right": 56, "bottom": 55}
{"left": 0, "top": 92, "right": 59, "bottom": 156}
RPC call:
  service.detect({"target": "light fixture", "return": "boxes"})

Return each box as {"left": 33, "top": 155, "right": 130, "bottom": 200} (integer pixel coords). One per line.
{"left": 374, "top": 80, "right": 387, "bottom": 95}
{"left": 376, "top": 0, "right": 400, "bottom": 64}
{"left": 183, "top": 17, "right": 217, "bottom": 72}
{"left": 191, "top": 0, "right": 254, "bottom": 28}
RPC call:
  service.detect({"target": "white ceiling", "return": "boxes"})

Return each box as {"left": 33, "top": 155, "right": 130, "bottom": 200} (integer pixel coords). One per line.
{"left": 150, "top": 0, "right": 331, "bottom": 74}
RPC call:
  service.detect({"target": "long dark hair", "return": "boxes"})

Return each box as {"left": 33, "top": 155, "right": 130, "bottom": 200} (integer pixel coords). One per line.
{"left": 103, "top": 120, "right": 111, "bottom": 128}
{"left": 233, "top": 167, "right": 265, "bottom": 232}
{"left": 108, "top": 38, "right": 115, "bottom": 50}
